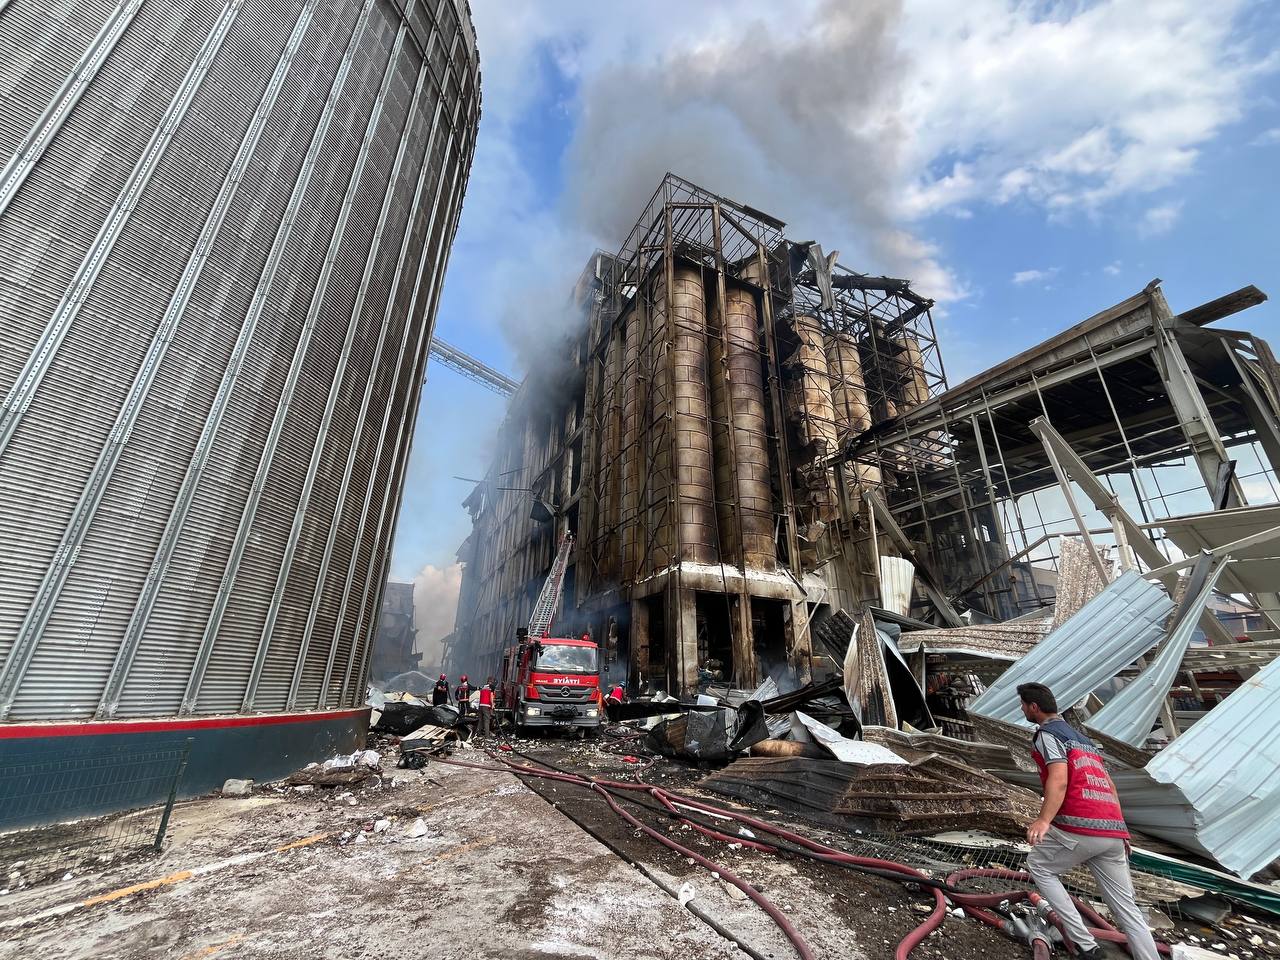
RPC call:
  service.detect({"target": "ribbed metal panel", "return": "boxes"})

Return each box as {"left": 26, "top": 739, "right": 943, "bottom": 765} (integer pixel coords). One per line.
{"left": 0, "top": 0, "right": 480, "bottom": 721}
{"left": 0, "top": 0, "right": 143, "bottom": 217}
{"left": 108, "top": 0, "right": 372, "bottom": 719}
{"left": 0, "top": 0, "right": 246, "bottom": 457}
{"left": 346, "top": 107, "right": 472, "bottom": 705}
{"left": 190, "top": 10, "right": 408, "bottom": 716}
{"left": 244, "top": 66, "right": 435, "bottom": 712}
{"left": 291, "top": 103, "right": 453, "bottom": 709}
{"left": 172, "top": 0, "right": 398, "bottom": 715}
{"left": 1085, "top": 560, "right": 1226, "bottom": 746}
{"left": 1143, "top": 655, "right": 1280, "bottom": 878}
{"left": 969, "top": 570, "right": 1175, "bottom": 727}
{"left": 329, "top": 116, "right": 466, "bottom": 706}
{"left": 8, "top": 0, "right": 303, "bottom": 721}
{"left": 0, "top": 0, "right": 226, "bottom": 673}
{"left": 224, "top": 34, "right": 428, "bottom": 715}
{"left": 252, "top": 94, "right": 438, "bottom": 711}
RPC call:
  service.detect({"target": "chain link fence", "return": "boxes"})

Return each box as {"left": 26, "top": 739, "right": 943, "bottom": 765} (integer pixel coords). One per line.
{"left": 0, "top": 738, "right": 191, "bottom": 892}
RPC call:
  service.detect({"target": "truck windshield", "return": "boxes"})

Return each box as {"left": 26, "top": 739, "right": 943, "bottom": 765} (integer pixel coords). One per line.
{"left": 534, "top": 643, "right": 597, "bottom": 674}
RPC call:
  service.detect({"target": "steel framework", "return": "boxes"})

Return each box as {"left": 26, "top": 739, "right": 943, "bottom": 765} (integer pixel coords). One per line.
{"left": 429, "top": 336, "right": 519, "bottom": 396}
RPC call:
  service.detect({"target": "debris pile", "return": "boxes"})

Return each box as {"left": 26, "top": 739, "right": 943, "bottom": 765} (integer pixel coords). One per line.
{"left": 702, "top": 754, "right": 1039, "bottom": 839}
{"left": 284, "top": 750, "right": 383, "bottom": 789}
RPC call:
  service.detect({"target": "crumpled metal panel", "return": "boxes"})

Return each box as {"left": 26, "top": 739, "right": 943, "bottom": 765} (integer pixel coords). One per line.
{"left": 1144, "top": 655, "right": 1280, "bottom": 879}
{"left": 1162, "top": 503, "right": 1280, "bottom": 622}
{"left": 969, "top": 570, "right": 1174, "bottom": 726}
{"left": 1087, "top": 560, "right": 1226, "bottom": 747}
{"left": 897, "top": 619, "right": 1051, "bottom": 661}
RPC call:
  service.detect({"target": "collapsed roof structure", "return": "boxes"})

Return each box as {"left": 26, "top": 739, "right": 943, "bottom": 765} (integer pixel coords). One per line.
{"left": 447, "top": 173, "right": 1280, "bottom": 879}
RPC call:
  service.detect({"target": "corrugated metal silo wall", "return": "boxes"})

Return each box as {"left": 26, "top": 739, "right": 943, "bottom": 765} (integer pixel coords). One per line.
{"left": 0, "top": 0, "right": 480, "bottom": 720}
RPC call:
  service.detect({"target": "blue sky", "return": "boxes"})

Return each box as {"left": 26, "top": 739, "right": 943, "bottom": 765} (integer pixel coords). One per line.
{"left": 391, "top": 0, "right": 1280, "bottom": 641}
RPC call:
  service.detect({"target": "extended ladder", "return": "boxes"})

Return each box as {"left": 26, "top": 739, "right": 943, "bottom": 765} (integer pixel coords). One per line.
{"left": 528, "top": 533, "right": 574, "bottom": 638}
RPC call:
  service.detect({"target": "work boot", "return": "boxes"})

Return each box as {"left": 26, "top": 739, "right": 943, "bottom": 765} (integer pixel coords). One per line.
{"left": 1075, "top": 947, "right": 1106, "bottom": 959}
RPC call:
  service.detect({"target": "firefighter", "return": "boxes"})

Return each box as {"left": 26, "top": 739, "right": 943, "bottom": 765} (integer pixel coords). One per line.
{"left": 455, "top": 674, "right": 474, "bottom": 718}
{"left": 476, "top": 680, "right": 494, "bottom": 738}
{"left": 606, "top": 682, "right": 625, "bottom": 706}
{"left": 432, "top": 673, "right": 449, "bottom": 706}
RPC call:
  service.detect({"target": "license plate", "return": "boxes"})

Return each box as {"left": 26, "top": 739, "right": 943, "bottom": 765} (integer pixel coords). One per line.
{"left": 553, "top": 720, "right": 572, "bottom": 727}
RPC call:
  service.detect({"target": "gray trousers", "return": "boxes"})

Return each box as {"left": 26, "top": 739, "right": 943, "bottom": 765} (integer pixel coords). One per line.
{"left": 1026, "top": 827, "right": 1159, "bottom": 960}
{"left": 477, "top": 705, "right": 492, "bottom": 737}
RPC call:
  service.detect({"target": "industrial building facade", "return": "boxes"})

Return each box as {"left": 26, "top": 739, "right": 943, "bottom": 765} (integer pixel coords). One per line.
{"left": 0, "top": 0, "right": 480, "bottom": 732}
{"left": 448, "top": 175, "right": 1279, "bottom": 699}
{"left": 448, "top": 175, "right": 947, "bottom": 694}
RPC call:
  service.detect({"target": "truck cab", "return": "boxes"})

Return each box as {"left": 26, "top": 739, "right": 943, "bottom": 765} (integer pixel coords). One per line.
{"left": 499, "top": 634, "right": 603, "bottom": 733}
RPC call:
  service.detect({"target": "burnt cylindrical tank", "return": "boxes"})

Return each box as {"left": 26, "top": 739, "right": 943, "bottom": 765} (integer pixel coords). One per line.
{"left": 712, "top": 284, "right": 775, "bottom": 570}
{"left": 824, "top": 332, "right": 872, "bottom": 444}
{"left": 597, "top": 324, "right": 624, "bottom": 581}
{"left": 892, "top": 335, "right": 931, "bottom": 411}
{"left": 620, "top": 299, "right": 644, "bottom": 580}
{"left": 0, "top": 0, "right": 480, "bottom": 726}
{"left": 783, "top": 314, "right": 839, "bottom": 543}
{"left": 787, "top": 314, "right": 839, "bottom": 460}
{"left": 664, "top": 265, "right": 718, "bottom": 565}
{"left": 825, "top": 331, "right": 881, "bottom": 489}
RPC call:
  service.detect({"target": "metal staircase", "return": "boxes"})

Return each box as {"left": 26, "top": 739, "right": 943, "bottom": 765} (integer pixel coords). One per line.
{"left": 528, "top": 534, "right": 574, "bottom": 638}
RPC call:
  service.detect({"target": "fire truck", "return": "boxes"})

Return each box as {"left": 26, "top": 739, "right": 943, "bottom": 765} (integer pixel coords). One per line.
{"left": 497, "top": 534, "right": 604, "bottom": 734}
{"left": 498, "top": 632, "right": 603, "bottom": 733}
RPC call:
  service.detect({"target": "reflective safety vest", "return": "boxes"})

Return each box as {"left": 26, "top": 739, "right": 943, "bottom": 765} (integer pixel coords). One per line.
{"left": 478, "top": 687, "right": 494, "bottom": 708}
{"left": 1031, "top": 718, "right": 1130, "bottom": 839}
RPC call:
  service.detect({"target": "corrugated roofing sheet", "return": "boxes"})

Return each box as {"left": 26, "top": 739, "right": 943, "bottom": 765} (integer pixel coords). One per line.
{"left": 1144, "top": 655, "right": 1280, "bottom": 879}
{"left": 1086, "top": 560, "right": 1226, "bottom": 747}
{"left": 969, "top": 570, "right": 1174, "bottom": 726}
{"left": 1162, "top": 503, "right": 1280, "bottom": 620}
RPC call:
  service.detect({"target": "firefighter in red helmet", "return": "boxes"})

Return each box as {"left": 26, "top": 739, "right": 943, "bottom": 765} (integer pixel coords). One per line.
{"left": 432, "top": 673, "right": 449, "bottom": 707}
{"left": 455, "top": 674, "right": 474, "bottom": 719}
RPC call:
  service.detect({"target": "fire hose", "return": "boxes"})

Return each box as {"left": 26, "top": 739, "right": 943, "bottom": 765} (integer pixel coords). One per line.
{"left": 430, "top": 749, "right": 1170, "bottom": 960}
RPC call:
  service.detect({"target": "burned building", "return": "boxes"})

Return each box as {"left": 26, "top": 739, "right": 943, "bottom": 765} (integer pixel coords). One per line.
{"left": 447, "top": 175, "right": 947, "bottom": 694}
{"left": 847, "top": 281, "right": 1279, "bottom": 631}
{"left": 370, "top": 582, "right": 419, "bottom": 682}
{"left": 448, "top": 174, "right": 1279, "bottom": 705}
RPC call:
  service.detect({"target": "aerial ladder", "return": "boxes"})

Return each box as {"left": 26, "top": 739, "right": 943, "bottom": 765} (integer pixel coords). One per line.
{"left": 528, "top": 534, "right": 574, "bottom": 638}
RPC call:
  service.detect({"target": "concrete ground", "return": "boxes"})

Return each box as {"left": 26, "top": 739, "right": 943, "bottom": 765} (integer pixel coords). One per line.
{"left": 1, "top": 737, "right": 1273, "bottom": 960}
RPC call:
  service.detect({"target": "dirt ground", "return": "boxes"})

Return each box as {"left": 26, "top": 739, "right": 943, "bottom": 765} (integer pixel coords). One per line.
{"left": 1, "top": 733, "right": 1276, "bottom": 960}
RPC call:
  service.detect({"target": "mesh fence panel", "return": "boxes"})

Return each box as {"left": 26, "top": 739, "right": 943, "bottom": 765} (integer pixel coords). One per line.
{"left": 0, "top": 738, "right": 191, "bottom": 891}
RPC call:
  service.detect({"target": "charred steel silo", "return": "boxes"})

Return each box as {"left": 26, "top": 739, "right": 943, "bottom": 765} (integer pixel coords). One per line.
{"left": 0, "top": 0, "right": 480, "bottom": 785}
{"left": 711, "top": 283, "right": 775, "bottom": 570}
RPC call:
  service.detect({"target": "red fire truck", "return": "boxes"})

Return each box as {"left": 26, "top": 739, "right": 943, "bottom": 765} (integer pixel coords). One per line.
{"left": 498, "top": 631, "right": 604, "bottom": 734}
{"left": 496, "top": 533, "right": 604, "bottom": 734}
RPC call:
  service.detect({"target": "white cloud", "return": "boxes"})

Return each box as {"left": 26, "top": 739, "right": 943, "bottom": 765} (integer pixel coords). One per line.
{"left": 1139, "top": 201, "right": 1184, "bottom": 236}
{"left": 1103, "top": 260, "right": 1123, "bottom": 276}
{"left": 1012, "top": 267, "right": 1060, "bottom": 285}
{"left": 466, "top": 0, "right": 1273, "bottom": 329}
{"left": 895, "top": 1, "right": 1275, "bottom": 218}
{"left": 1241, "top": 478, "right": 1279, "bottom": 505}
{"left": 1251, "top": 127, "right": 1280, "bottom": 146}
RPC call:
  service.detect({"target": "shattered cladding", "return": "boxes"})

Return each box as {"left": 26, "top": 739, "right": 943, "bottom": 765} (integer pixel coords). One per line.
{"left": 1143, "top": 655, "right": 1280, "bottom": 880}
{"left": 968, "top": 571, "right": 1174, "bottom": 727}
{"left": 0, "top": 0, "right": 481, "bottom": 721}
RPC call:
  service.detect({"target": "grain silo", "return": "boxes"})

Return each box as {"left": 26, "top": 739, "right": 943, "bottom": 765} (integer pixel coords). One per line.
{"left": 448, "top": 175, "right": 946, "bottom": 697}
{"left": 0, "top": 0, "right": 480, "bottom": 799}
